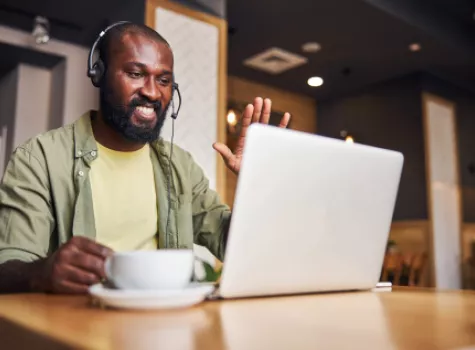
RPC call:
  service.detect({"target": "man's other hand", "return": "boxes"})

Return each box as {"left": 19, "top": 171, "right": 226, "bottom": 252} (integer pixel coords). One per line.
{"left": 38, "top": 237, "right": 113, "bottom": 294}
{"left": 213, "top": 97, "right": 291, "bottom": 175}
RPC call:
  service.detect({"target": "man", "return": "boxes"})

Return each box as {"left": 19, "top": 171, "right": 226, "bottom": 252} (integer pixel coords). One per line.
{"left": 0, "top": 23, "right": 290, "bottom": 294}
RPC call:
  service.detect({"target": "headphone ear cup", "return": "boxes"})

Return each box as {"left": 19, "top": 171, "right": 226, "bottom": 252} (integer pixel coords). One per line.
{"left": 90, "top": 60, "right": 105, "bottom": 87}
{"left": 170, "top": 83, "right": 180, "bottom": 120}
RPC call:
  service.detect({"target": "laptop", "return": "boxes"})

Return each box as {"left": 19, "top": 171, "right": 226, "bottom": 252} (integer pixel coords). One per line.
{"left": 213, "top": 124, "right": 403, "bottom": 299}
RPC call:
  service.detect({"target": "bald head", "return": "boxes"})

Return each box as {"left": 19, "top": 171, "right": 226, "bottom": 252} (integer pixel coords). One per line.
{"left": 98, "top": 23, "right": 172, "bottom": 69}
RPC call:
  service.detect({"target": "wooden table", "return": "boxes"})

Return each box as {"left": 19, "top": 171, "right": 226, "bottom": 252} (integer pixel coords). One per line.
{"left": 1, "top": 288, "right": 475, "bottom": 349}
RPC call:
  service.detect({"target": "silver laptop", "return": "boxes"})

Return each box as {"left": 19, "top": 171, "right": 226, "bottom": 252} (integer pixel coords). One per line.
{"left": 215, "top": 124, "right": 403, "bottom": 299}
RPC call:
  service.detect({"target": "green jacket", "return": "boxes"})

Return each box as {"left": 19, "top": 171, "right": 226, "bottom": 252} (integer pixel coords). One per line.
{"left": 0, "top": 112, "right": 231, "bottom": 263}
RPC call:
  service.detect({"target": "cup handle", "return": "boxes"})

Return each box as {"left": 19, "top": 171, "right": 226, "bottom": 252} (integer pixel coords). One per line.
{"left": 104, "top": 256, "right": 112, "bottom": 282}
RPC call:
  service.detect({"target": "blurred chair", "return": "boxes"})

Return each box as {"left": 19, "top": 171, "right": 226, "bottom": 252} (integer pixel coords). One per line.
{"left": 408, "top": 252, "right": 427, "bottom": 286}
{"left": 381, "top": 252, "right": 427, "bottom": 286}
{"left": 381, "top": 252, "right": 402, "bottom": 285}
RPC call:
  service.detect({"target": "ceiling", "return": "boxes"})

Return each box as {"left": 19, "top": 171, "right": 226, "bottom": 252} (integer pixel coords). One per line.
{"left": 227, "top": 0, "right": 475, "bottom": 100}
{"left": 0, "top": 0, "right": 473, "bottom": 101}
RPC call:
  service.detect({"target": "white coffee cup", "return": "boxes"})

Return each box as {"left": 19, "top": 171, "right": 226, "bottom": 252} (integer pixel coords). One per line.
{"left": 104, "top": 250, "right": 194, "bottom": 290}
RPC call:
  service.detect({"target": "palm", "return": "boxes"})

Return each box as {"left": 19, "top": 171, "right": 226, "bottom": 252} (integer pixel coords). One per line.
{"left": 213, "top": 97, "right": 291, "bottom": 175}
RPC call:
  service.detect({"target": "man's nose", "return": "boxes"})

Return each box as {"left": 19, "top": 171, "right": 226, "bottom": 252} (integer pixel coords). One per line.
{"left": 139, "top": 77, "right": 161, "bottom": 101}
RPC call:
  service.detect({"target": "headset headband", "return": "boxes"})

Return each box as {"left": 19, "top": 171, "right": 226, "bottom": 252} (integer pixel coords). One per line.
{"left": 87, "top": 21, "right": 131, "bottom": 80}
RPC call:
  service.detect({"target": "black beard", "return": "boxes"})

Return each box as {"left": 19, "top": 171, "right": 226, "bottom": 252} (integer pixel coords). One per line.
{"left": 99, "top": 84, "right": 170, "bottom": 143}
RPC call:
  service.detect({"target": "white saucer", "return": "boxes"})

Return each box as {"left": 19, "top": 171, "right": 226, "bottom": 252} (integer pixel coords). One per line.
{"left": 89, "top": 283, "right": 215, "bottom": 310}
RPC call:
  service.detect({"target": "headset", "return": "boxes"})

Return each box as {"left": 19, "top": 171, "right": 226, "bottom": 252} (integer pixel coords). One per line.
{"left": 87, "top": 21, "right": 182, "bottom": 248}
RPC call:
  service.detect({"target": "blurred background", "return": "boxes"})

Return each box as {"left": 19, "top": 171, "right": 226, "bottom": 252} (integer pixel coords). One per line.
{"left": 0, "top": 0, "right": 474, "bottom": 290}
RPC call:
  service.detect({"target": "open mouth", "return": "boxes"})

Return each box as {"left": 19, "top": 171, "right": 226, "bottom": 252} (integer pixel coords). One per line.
{"left": 133, "top": 106, "right": 157, "bottom": 123}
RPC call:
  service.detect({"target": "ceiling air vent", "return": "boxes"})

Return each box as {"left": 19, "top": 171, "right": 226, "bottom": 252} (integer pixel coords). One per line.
{"left": 243, "top": 47, "right": 308, "bottom": 75}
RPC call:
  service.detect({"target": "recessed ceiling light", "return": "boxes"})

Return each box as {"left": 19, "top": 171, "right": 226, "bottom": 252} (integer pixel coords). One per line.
{"left": 308, "top": 76, "right": 324, "bottom": 87}
{"left": 302, "top": 42, "right": 321, "bottom": 53}
{"left": 409, "top": 43, "right": 421, "bottom": 52}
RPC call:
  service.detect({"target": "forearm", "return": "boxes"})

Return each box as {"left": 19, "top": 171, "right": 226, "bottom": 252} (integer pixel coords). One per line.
{"left": 0, "top": 259, "right": 47, "bottom": 294}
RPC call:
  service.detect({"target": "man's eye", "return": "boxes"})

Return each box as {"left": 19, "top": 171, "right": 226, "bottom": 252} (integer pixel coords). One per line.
{"left": 159, "top": 78, "right": 171, "bottom": 85}
{"left": 128, "top": 72, "right": 142, "bottom": 78}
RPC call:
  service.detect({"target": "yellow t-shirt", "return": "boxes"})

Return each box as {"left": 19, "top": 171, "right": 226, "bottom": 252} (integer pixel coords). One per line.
{"left": 89, "top": 143, "right": 158, "bottom": 251}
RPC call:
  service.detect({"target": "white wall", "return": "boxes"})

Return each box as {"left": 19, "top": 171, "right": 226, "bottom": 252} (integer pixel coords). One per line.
{"left": 0, "top": 25, "right": 98, "bottom": 125}
{"left": 13, "top": 65, "right": 52, "bottom": 148}
{"left": 155, "top": 7, "right": 219, "bottom": 190}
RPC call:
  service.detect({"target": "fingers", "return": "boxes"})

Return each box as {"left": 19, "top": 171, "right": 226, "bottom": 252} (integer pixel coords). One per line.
{"left": 278, "top": 112, "right": 291, "bottom": 128}
{"left": 62, "top": 264, "right": 101, "bottom": 286}
{"left": 69, "top": 236, "right": 113, "bottom": 259}
{"left": 236, "top": 104, "right": 255, "bottom": 151}
{"left": 260, "top": 98, "right": 272, "bottom": 124}
{"left": 251, "top": 97, "right": 263, "bottom": 123}
{"left": 241, "top": 97, "right": 292, "bottom": 128}
{"left": 68, "top": 249, "right": 108, "bottom": 279}
{"left": 240, "top": 103, "right": 254, "bottom": 129}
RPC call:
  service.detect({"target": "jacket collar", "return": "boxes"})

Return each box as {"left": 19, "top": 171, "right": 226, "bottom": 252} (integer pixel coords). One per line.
{"left": 73, "top": 110, "right": 171, "bottom": 160}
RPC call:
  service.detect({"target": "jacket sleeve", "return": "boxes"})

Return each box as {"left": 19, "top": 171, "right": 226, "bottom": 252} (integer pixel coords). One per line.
{"left": 188, "top": 154, "right": 231, "bottom": 261}
{"left": 0, "top": 147, "right": 54, "bottom": 264}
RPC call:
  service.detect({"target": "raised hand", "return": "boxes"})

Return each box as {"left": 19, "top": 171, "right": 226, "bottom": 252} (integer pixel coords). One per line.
{"left": 213, "top": 97, "right": 291, "bottom": 175}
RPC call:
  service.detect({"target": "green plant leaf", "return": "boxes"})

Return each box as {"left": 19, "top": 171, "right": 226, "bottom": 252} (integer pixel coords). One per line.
{"left": 201, "top": 260, "right": 222, "bottom": 282}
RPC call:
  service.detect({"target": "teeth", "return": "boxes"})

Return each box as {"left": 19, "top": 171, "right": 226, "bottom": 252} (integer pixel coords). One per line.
{"left": 136, "top": 106, "right": 154, "bottom": 115}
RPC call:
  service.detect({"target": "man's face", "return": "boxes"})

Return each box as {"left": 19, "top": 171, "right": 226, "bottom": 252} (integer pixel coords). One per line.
{"left": 100, "top": 33, "right": 174, "bottom": 143}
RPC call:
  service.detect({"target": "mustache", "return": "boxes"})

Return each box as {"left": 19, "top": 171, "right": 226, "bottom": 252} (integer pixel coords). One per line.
{"left": 129, "top": 97, "right": 162, "bottom": 111}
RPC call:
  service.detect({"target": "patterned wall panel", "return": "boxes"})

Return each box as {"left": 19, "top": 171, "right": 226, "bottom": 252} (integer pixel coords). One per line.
{"left": 155, "top": 7, "right": 219, "bottom": 190}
